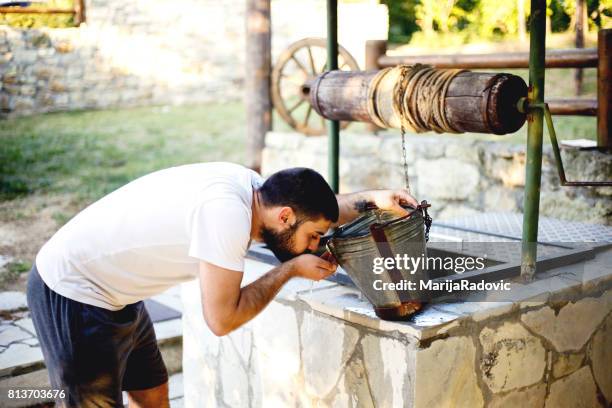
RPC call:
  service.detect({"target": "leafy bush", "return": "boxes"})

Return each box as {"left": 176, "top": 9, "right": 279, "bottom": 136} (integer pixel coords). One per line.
{"left": 382, "top": 0, "right": 608, "bottom": 45}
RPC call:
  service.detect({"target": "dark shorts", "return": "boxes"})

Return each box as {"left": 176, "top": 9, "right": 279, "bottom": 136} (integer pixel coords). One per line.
{"left": 27, "top": 263, "right": 168, "bottom": 408}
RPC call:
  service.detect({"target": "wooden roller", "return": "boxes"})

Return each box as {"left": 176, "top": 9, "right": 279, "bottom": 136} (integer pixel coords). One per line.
{"left": 309, "top": 69, "right": 528, "bottom": 135}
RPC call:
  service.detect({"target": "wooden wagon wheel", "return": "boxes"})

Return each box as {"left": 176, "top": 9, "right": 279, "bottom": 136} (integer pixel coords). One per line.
{"left": 272, "top": 38, "right": 359, "bottom": 136}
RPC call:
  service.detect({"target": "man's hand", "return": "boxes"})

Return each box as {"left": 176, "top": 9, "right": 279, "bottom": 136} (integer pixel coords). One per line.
{"left": 369, "top": 189, "right": 419, "bottom": 216}
{"left": 334, "top": 189, "right": 419, "bottom": 226}
{"left": 287, "top": 254, "right": 337, "bottom": 281}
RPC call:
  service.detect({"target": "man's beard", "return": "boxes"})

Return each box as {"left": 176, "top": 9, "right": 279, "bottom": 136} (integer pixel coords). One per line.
{"left": 261, "top": 222, "right": 309, "bottom": 262}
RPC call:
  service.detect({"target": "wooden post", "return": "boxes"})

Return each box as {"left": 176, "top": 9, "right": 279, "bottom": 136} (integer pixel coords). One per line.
{"left": 574, "top": 0, "right": 585, "bottom": 95}
{"left": 598, "top": 29, "right": 612, "bottom": 150}
{"left": 365, "top": 40, "right": 387, "bottom": 71}
{"left": 245, "top": 0, "right": 272, "bottom": 172}
{"left": 74, "top": 0, "right": 85, "bottom": 25}
{"left": 365, "top": 40, "right": 387, "bottom": 133}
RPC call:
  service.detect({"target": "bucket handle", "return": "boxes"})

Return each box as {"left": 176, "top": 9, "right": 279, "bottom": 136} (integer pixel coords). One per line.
{"left": 369, "top": 200, "right": 432, "bottom": 241}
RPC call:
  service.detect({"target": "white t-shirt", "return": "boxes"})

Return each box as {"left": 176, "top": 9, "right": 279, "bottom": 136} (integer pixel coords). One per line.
{"left": 36, "top": 162, "right": 264, "bottom": 310}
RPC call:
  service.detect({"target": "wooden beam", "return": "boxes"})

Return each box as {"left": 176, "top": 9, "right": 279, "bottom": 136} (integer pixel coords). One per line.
{"left": 75, "top": 0, "right": 85, "bottom": 25}
{"left": 378, "top": 48, "right": 598, "bottom": 69}
{"left": 309, "top": 69, "right": 527, "bottom": 135}
{"left": 0, "top": 7, "right": 75, "bottom": 14}
{"left": 547, "top": 98, "right": 597, "bottom": 116}
{"left": 245, "top": 0, "right": 272, "bottom": 172}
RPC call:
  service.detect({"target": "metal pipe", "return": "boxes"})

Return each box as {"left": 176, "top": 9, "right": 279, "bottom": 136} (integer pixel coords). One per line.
{"left": 326, "top": 0, "right": 339, "bottom": 192}
{"left": 378, "top": 48, "right": 598, "bottom": 69}
{"left": 521, "top": 0, "right": 547, "bottom": 282}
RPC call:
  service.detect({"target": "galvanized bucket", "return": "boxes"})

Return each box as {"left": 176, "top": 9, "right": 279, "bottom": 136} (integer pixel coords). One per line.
{"left": 327, "top": 202, "right": 432, "bottom": 321}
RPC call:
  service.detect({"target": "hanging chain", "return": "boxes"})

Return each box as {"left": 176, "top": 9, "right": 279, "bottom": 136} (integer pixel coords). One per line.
{"left": 397, "top": 67, "right": 433, "bottom": 242}
{"left": 421, "top": 203, "right": 432, "bottom": 242}
{"left": 397, "top": 66, "right": 411, "bottom": 192}
{"left": 400, "top": 125, "right": 410, "bottom": 191}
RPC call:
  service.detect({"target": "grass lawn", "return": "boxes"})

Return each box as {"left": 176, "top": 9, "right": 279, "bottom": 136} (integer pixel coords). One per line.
{"left": 0, "top": 102, "right": 248, "bottom": 289}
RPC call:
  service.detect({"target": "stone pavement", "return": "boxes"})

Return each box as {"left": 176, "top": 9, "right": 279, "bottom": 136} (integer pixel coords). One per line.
{"left": 0, "top": 287, "right": 184, "bottom": 407}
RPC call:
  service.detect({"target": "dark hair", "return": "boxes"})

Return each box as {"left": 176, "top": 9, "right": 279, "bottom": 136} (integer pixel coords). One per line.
{"left": 258, "top": 168, "right": 339, "bottom": 223}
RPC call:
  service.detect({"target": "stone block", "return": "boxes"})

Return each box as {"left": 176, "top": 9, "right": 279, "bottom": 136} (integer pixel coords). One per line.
{"left": 340, "top": 133, "right": 380, "bottom": 157}
{"left": 545, "top": 366, "right": 600, "bottom": 408}
{"left": 12, "top": 50, "right": 37, "bottom": 65}
{"left": 378, "top": 136, "right": 404, "bottom": 165}
{"left": 182, "top": 324, "right": 219, "bottom": 408}
{"left": 219, "top": 339, "right": 249, "bottom": 408}
{"left": 252, "top": 302, "right": 300, "bottom": 406}
{"left": 415, "top": 336, "right": 483, "bottom": 407}
{"left": 539, "top": 191, "right": 610, "bottom": 226}
{"left": 362, "top": 335, "right": 412, "bottom": 407}
{"left": 264, "top": 131, "right": 304, "bottom": 150}
{"left": 445, "top": 140, "right": 481, "bottom": 164}
{"left": 416, "top": 159, "right": 480, "bottom": 200}
{"left": 484, "top": 151, "right": 525, "bottom": 187}
{"left": 20, "top": 85, "right": 35, "bottom": 96}
{"left": 0, "top": 324, "right": 32, "bottom": 344}
{"left": 489, "top": 383, "right": 546, "bottom": 408}
{"left": 332, "top": 357, "right": 375, "bottom": 408}
{"left": 224, "top": 327, "right": 252, "bottom": 367}
{"left": 589, "top": 313, "right": 612, "bottom": 402}
{"left": 484, "top": 185, "right": 519, "bottom": 212}
{"left": 552, "top": 352, "right": 584, "bottom": 379}
{"left": 301, "top": 312, "right": 359, "bottom": 398}
{"left": 479, "top": 322, "right": 546, "bottom": 393}
{"left": 520, "top": 294, "right": 611, "bottom": 352}
{"left": 0, "top": 343, "right": 43, "bottom": 377}
{"left": 340, "top": 157, "right": 389, "bottom": 190}
{"left": 378, "top": 163, "right": 411, "bottom": 191}
{"left": 0, "top": 291, "right": 27, "bottom": 312}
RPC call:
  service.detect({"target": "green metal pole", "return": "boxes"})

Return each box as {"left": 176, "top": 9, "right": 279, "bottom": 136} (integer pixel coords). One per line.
{"left": 327, "top": 0, "right": 340, "bottom": 192}
{"left": 521, "top": 0, "right": 547, "bottom": 282}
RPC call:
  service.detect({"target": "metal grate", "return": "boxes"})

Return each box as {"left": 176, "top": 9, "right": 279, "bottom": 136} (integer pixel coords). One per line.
{"left": 435, "top": 212, "right": 612, "bottom": 246}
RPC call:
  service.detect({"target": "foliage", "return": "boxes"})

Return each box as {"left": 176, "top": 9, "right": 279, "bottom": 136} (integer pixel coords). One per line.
{"left": 383, "top": 0, "right": 610, "bottom": 44}
{"left": 380, "top": 0, "right": 420, "bottom": 43}
{"left": 0, "top": 0, "right": 75, "bottom": 28}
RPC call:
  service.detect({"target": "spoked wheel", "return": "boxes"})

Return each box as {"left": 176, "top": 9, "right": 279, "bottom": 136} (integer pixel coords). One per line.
{"left": 272, "top": 38, "right": 359, "bottom": 136}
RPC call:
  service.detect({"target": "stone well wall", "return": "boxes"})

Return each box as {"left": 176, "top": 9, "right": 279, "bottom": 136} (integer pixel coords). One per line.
{"left": 262, "top": 131, "right": 612, "bottom": 225}
{"left": 181, "top": 254, "right": 612, "bottom": 407}
{"left": 0, "top": 0, "right": 387, "bottom": 117}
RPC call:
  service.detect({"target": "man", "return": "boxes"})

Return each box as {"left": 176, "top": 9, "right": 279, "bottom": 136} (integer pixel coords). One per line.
{"left": 27, "top": 162, "right": 417, "bottom": 408}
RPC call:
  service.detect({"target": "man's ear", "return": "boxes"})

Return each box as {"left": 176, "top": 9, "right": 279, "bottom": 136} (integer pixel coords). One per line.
{"left": 277, "top": 206, "right": 296, "bottom": 226}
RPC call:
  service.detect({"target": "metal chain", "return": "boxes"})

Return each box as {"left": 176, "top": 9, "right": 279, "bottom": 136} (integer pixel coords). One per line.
{"left": 400, "top": 125, "right": 410, "bottom": 191}
{"left": 397, "top": 66, "right": 411, "bottom": 191}
{"left": 421, "top": 203, "right": 432, "bottom": 242}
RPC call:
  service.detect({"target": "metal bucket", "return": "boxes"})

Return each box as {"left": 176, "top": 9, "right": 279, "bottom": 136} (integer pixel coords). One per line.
{"left": 327, "top": 202, "right": 432, "bottom": 321}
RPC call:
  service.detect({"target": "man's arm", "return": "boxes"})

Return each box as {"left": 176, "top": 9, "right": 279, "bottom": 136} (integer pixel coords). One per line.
{"left": 334, "top": 189, "right": 419, "bottom": 227}
{"left": 199, "top": 254, "right": 336, "bottom": 336}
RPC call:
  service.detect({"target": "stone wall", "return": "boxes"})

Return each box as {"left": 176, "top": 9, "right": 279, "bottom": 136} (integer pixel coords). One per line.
{"left": 262, "top": 131, "right": 612, "bottom": 225}
{"left": 0, "top": 0, "right": 387, "bottom": 117}
{"left": 181, "top": 255, "right": 612, "bottom": 407}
